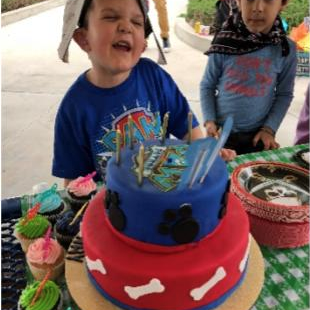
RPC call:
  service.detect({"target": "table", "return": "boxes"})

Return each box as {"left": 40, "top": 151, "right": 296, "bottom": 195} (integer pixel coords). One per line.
{"left": 227, "top": 144, "right": 309, "bottom": 310}
{"left": 2, "top": 144, "right": 309, "bottom": 310}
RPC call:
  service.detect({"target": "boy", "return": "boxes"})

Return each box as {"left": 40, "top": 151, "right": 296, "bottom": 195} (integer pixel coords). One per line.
{"left": 200, "top": 0, "right": 297, "bottom": 155}
{"left": 53, "top": 0, "right": 203, "bottom": 186}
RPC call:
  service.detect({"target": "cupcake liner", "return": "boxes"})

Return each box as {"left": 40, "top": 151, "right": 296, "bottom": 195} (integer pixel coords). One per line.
{"left": 14, "top": 222, "right": 52, "bottom": 253}
{"left": 14, "top": 231, "right": 38, "bottom": 253}
{"left": 66, "top": 190, "right": 96, "bottom": 213}
{"left": 67, "top": 198, "right": 89, "bottom": 213}
{"left": 55, "top": 230, "right": 75, "bottom": 250}
{"left": 27, "top": 259, "right": 65, "bottom": 281}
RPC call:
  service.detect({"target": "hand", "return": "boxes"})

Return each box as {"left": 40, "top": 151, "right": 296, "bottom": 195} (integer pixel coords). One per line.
{"left": 253, "top": 130, "right": 280, "bottom": 150}
{"left": 205, "top": 121, "right": 218, "bottom": 138}
{"left": 219, "top": 148, "right": 237, "bottom": 161}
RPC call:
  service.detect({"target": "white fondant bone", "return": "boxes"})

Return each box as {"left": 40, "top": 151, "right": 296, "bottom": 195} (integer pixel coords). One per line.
{"left": 124, "top": 278, "right": 165, "bottom": 300}
{"left": 190, "top": 267, "right": 226, "bottom": 301}
{"left": 85, "top": 256, "right": 107, "bottom": 275}
{"left": 239, "top": 234, "right": 251, "bottom": 273}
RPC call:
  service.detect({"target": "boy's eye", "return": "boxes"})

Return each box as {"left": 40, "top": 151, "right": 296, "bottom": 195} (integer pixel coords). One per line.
{"left": 103, "top": 15, "right": 118, "bottom": 21}
{"left": 132, "top": 19, "right": 144, "bottom": 27}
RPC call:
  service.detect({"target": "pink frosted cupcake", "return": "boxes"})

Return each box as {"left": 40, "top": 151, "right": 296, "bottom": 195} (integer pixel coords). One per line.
{"left": 26, "top": 228, "right": 65, "bottom": 281}
{"left": 66, "top": 172, "right": 97, "bottom": 212}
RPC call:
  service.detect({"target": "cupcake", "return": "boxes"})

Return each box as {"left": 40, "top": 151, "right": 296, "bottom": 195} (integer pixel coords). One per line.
{"left": 26, "top": 228, "right": 65, "bottom": 281}
{"left": 15, "top": 204, "right": 51, "bottom": 252}
{"left": 18, "top": 279, "right": 63, "bottom": 310}
{"left": 55, "top": 209, "right": 83, "bottom": 250}
{"left": 66, "top": 171, "right": 97, "bottom": 212}
{"left": 32, "top": 184, "right": 65, "bottom": 225}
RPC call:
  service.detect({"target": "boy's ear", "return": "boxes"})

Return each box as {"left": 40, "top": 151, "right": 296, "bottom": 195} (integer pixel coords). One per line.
{"left": 73, "top": 28, "right": 90, "bottom": 52}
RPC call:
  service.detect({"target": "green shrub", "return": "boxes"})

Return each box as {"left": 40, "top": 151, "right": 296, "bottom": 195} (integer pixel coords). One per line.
{"left": 186, "top": 0, "right": 309, "bottom": 31}
{"left": 281, "top": 0, "right": 309, "bottom": 31}
{"left": 1, "top": 0, "right": 46, "bottom": 12}
{"left": 186, "top": 0, "right": 218, "bottom": 26}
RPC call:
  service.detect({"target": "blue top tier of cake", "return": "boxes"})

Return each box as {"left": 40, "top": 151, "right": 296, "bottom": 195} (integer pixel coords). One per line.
{"left": 105, "top": 139, "right": 229, "bottom": 246}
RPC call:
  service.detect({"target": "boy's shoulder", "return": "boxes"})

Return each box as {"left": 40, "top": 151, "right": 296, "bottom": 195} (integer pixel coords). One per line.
{"left": 59, "top": 72, "right": 89, "bottom": 109}
{"left": 64, "top": 71, "right": 87, "bottom": 95}
{"left": 137, "top": 57, "right": 162, "bottom": 70}
{"left": 136, "top": 57, "right": 171, "bottom": 80}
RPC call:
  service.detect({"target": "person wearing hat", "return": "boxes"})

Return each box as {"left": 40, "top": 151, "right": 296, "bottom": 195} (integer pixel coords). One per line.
{"left": 53, "top": 0, "right": 204, "bottom": 186}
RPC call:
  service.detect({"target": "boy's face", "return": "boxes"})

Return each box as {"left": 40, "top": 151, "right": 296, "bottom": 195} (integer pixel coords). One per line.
{"left": 236, "top": 0, "right": 286, "bottom": 34}
{"left": 77, "top": 0, "right": 145, "bottom": 81}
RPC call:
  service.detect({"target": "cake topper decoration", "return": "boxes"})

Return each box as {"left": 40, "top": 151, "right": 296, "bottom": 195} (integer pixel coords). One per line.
{"left": 75, "top": 171, "right": 96, "bottom": 186}
{"left": 30, "top": 269, "right": 52, "bottom": 306}
{"left": 177, "top": 139, "right": 215, "bottom": 190}
{"left": 137, "top": 143, "right": 145, "bottom": 186}
{"left": 43, "top": 226, "right": 52, "bottom": 260}
{"left": 128, "top": 114, "right": 134, "bottom": 149}
{"left": 178, "top": 117, "right": 233, "bottom": 189}
{"left": 199, "top": 116, "right": 233, "bottom": 183}
{"left": 161, "top": 112, "right": 169, "bottom": 145}
{"left": 69, "top": 201, "right": 89, "bottom": 226}
{"left": 116, "top": 127, "right": 122, "bottom": 165}
{"left": 22, "top": 202, "right": 41, "bottom": 225}
{"left": 187, "top": 111, "right": 193, "bottom": 145}
{"left": 133, "top": 145, "right": 188, "bottom": 192}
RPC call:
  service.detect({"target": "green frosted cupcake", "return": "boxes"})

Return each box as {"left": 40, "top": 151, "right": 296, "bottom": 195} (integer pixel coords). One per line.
{"left": 18, "top": 280, "right": 63, "bottom": 310}
{"left": 15, "top": 207, "right": 51, "bottom": 252}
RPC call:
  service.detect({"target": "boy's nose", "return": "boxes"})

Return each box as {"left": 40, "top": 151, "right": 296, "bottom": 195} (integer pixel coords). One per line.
{"left": 118, "top": 20, "right": 132, "bottom": 34}
{"left": 252, "top": 0, "right": 264, "bottom": 12}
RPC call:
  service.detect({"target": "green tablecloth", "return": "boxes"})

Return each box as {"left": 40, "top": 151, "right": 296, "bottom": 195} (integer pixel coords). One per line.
{"left": 227, "top": 144, "right": 309, "bottom": 173}
{"left": 23, "top": 144, "right": 310, "bottom": 310}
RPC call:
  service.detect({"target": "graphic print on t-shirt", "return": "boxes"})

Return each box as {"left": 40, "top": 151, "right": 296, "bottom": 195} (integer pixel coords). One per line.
{"left": 224, "top": 55, "right": 273, "bottom": 97}
{"left": 94, "top": 106, "right": 162, "bottom": 180}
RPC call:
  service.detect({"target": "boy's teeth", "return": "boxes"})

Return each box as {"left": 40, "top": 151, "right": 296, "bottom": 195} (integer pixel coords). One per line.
{"left": 117, "top": 42, "right": 129, "bottom": 47}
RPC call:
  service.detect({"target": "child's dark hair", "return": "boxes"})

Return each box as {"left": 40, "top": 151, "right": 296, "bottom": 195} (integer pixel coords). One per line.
{"left": 77, "top": 0, "right": 152, "bottom": 38}
{"left": 78, "top": 0, "right": 92, "bottom": 28}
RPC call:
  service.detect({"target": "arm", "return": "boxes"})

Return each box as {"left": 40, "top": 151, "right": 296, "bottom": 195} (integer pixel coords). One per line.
{"left": 253, "top": 42, "right": 297, "bottom": 150}
{"left": 200, "top": 54, "right": 223, "bottom": 136}
{"left": 263, "top": 41, "right": 297, "bottom": 132}
{"left": 52, "top": 96, "right": 95, "bottom": 181}
{"left": 64, "top": 179, "right": 72, "bottom": 188}
{"left": 182, "top": 126, "right": 204, "bottom": 141}
{"left": 200, "top": 54, "right": 222, "bottom": 123}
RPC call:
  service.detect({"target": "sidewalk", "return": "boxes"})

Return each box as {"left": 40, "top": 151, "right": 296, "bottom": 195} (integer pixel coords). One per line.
{"left": 1, "top": 0, "right": 308, "bottom": 198}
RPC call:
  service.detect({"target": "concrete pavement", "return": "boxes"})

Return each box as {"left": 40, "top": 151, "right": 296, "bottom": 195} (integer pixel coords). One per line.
{"left": 2, "top": 0, "right": 308, "bottom": 198}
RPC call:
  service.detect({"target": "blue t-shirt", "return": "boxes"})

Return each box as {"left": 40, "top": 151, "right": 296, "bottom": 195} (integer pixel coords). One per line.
{"left": 52, "top": 58, "right": 199, "bottom": 181}
{"left": 200, "top": 39, "right": 297, "bottom": 133}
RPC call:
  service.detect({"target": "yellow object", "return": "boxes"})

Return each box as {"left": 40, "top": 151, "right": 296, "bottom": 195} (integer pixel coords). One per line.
{"left": 297, "top": 33, "right": 310, "bottom": 52}
{"left": 194, "top": 21, "right": 201, "bottom": 34}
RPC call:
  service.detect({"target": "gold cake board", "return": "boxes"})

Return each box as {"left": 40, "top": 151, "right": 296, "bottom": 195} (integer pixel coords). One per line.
{"left": 66, "top": 235, "right": 264, "bottom": 310}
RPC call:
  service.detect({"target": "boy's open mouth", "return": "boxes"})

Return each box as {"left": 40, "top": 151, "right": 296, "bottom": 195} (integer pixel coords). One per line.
{"left": 113, "top": 41, "right": 132, "bottom": 52}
